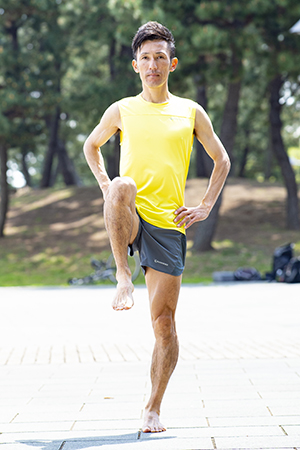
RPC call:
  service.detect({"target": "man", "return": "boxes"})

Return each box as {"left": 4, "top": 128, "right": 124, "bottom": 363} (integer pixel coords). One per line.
{"left": 83, "top": 21, "right": 230, "bottom": 433}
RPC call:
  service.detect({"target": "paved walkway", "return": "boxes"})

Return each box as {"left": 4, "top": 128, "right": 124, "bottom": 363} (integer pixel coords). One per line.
{"left": 0, "top": 282, "right": 300, "bottom": 449}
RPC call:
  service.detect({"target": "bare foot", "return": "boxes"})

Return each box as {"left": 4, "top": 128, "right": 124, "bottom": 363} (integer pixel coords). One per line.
{"left": 142, "top": 410, "right": 166, "bottom": 433}
{"left": 112, "top": 281, "right": 134, "bottom": 311}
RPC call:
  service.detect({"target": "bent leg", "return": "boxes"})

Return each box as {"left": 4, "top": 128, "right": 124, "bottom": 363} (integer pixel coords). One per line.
{"left": 104, "top": 176, "right": 139, "bottom": 311}
{"left": 143, "top": 268, "right": 181, "bottom": 432}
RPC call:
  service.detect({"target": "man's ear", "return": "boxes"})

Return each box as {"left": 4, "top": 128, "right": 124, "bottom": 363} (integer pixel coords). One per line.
{"left": 170, "top": 57, "right": 178, "bottom": 72}
{"left": 132, "top": 60, "right": 139, "bottom": 73}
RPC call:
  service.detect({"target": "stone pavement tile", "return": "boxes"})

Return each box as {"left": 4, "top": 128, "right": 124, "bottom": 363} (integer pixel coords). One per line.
{"left": 21, "top": 402, "right": 83, "bottom": 414}
{"left": 278, "top": 416, "right": 300, "bottom": 426}
{"left": 263, "top": 398, "right": 300, "bottom": 408}
{"left": 26, "top": 398, "right": 85, "bottom": 408}
{"left": 0, "top": 409, "right": 20, "bottom": 423}
{"left": 138, "top": 430, "right": 214, "bottom": 450}
{"left": 0, "top": 443, "right": 62, "bottom": 450}
{"left": 214, "top": 434, "right": 300, "bottom": 448}
{"left": 248, "top": 374, "right": 300, "bottom": 385}
{"left": 208, "top": 415, "right": 300, "bottom": 427}
{"left": 200, "top": 384, "right": 257, "bottom": 394}
{"left": 82, "top": 386, "right": 147, "bottom": 396}
{"left": 159, "top": 407, "right": 206, "bottom": 419}
{"left": 162, "top": 392, "right": 203, "bottom": 406}
{"left": 259, "top": 389, "right": 300, "bottom": 399}
{"left": 77, "top": 404, "right": 142, "bottom": 421}
{"left": 13, "top": 412, "right": 79, "bottom": 423}
{"left": 141, "top": 425, "right": 284, "bottom": 439}
{"left": 0, "top": 422, "right": 73, "bottom": 432}
{"left": 197, "top": 378, "right": 253, "bottom": 388}
{"left": 72, "top": 419, "right": 142, "bottom": 431}
{"left": 0, "top": 430, "right": 139, "bottom": 444}
{"left": 38, "top": 381, "right": 94, "bottom": 391}
{"left": 62, "top": 436, "right": 214, "bottom": 450}
{"left": 286, "top": 358, "right": 300, "bottom": 368}
{"left": 193, "top": 359, "right": 242, "bottom": 369}
{"left": 268, "top": 405, "right": 300, "bottom": 416}
{"left": 82, "top": 401, "right": 146, "bottom": 414}
{"left": 201, "top": 390, "right": 261, "bottom": 400}
{"left": 283, "top": 425, "right": 300, "bottom": 435}
{"left": 202, "top": 402, "right": 271, "bottom": 418}
{"left": 165, "top": 383, "right": 200, "bottom": 394}
{"left": 208, "top": 425, "right": 283, "bottom": 437}
{"left": 161, "top": 417, "right": 208, "bottom": 428}
{"left": 86, "top": 393, "right": 145, "bottom": 403}
{"left": 203, "top": 398, "right": 266, "bottom": 409}
{"left": 193, "top": 364, "right": 245, "bottom": 374}
{"left": 255, "top": 383, "right": 300, "bottom": 392}
{"left": 0, "top": 397, "right": 32, "bottom": 408}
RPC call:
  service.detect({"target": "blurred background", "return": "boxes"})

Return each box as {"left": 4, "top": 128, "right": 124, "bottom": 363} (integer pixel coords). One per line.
{"left": 0, "top": 0, "right": 300, "bottom": 286}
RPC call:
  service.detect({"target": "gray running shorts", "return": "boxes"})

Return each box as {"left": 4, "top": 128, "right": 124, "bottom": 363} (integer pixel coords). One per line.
{"left": 128, "top": 213, "right": 186, "bottom": 276}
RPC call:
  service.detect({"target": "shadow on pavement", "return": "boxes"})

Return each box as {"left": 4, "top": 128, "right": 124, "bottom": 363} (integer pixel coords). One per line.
{"left": 17, "top": 432, "right": 175, "bottom": 448}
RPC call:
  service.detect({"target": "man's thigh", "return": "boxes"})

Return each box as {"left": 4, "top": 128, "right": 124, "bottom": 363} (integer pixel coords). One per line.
{"left": 105, "top": 176, "right": 139, "bottom": 244}
{"left": 145, "top": 268, "right": 182, "bottom": 321}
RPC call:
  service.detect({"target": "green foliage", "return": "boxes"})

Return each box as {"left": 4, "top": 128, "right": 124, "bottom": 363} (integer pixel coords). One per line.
{"left": 0, "top": 0, "right": 300, "bottom": 186}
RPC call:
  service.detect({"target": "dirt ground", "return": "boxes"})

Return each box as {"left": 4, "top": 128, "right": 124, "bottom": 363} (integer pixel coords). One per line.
{"left": 2, "top": 177, "right": 298, "bottom": 258}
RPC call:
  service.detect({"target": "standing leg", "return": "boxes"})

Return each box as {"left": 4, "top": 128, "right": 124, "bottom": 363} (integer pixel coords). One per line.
{"left": 104, "top": 176, "right": 139, "bottom": 311}
{"left": 142, "top": 268, "right": 182, "bottom": 432}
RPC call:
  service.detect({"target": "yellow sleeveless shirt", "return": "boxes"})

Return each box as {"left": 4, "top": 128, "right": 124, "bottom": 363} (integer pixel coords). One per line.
{"left": 118, "top": 94, "right": 196, "bottom": 234}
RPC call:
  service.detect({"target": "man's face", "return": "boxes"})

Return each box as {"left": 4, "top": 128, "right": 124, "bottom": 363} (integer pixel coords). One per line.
{"left": 132, "top": 40, "right": 177, "bottom": 89}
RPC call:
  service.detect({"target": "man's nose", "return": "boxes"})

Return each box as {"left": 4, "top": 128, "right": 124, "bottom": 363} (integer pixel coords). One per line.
{"left": 149, "top": 57, "right": 158, "bottom": 70}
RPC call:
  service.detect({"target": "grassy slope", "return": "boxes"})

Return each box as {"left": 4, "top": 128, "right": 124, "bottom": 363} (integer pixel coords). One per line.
{"left": 1, "top": 178, "right": 299, "bottom": 286}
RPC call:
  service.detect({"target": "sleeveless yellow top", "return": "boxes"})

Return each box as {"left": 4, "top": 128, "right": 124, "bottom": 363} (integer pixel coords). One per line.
{"left": 118, "top": 94, "right": 196, "bottom": 234}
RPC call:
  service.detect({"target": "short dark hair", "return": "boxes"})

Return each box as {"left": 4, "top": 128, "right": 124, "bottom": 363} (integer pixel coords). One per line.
{"left": 132, "top": 21, "right": 176, "bottom": 60}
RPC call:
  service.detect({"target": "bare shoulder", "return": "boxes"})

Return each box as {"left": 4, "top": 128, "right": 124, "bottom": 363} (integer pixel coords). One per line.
{"left": 194, "top": 103, "right": 212, "bottom": 126}
{"left": 85, "top": 102, "right": 121, "bottom": 149}
{"left": 193, "top": 102, "right": 230, "bottom": 165}
{"left": 194, "top": 103, "right": 214, "bottom": 140}
{"left": 101, "top": 101, "right": 122, "bottom": 130}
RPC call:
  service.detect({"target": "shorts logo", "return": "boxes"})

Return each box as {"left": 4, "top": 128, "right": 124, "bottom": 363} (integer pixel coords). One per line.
{"left": 154, "top": 259, "right": 169, "bottom": 267}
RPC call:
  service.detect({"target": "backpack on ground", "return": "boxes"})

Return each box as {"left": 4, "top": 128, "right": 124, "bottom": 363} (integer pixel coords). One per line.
{"left": 268, "top": 243, "right": 294, "bottom": 281}
{"left": 283, "top": 257, "right": 300, "bottom": 284}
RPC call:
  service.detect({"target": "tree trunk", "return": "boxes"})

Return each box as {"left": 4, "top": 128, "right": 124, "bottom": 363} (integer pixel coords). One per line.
{"left": 0, "top": 144, "right": 9, "bottom": 238}
{"left": 219, "top": 54, "right": 242, "bottom": 176}
{"left": 40, "top": 107, "right": 60, "bottom": 188}
{"left": 57, "top": 139, "right": 82, "bottom": 186}
{"left": 21, "top": 148, "right": 32, "bottom": 187}
{"left": 264, "top": 135, "right": 273, "bottom": 180}
{"left": 192, "top": 194, "right": 223, "bottom": 251}
{"left": 269, "top": 75, "right": 300, "bottom": 230}
{"left": 238, "top": 129, "right": 250, "bottom": 178}
{"left": 192, "top": 52, "right": 242, "bottom": 252}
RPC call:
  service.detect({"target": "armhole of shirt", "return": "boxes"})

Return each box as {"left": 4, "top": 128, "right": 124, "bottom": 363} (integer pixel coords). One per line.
{"left": 192, "top": 103, "right": 197, "bottom": 136}
{"left": 117, "top": 100, "right": 124, "bottom": 144}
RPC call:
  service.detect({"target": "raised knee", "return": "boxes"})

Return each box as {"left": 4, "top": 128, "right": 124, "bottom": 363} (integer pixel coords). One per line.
{"left": 108, "top": 177, "right": 137, "bottom": 205}
{"left": 153, "top": 313, "right": 175, "bottom": 341}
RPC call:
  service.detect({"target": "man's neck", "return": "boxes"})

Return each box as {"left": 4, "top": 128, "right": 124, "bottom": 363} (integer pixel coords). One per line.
{"left": 141, "top": 86, "right": 171, "bottom": 104}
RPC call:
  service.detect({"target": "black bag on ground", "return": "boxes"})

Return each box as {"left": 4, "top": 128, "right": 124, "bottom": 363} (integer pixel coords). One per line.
{"left": 268, "top": 243, "right": 294, "bottom": 280}
{"left": 234, "top": 267, "right": 262, "bottom": 281}
{"left": 283, "top": 257, "right": 300, "bottom": 283}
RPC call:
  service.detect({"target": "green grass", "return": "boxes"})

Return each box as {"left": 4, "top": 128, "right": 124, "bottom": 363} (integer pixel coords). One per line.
{"left": 0, "top": 241, "right": 277, "bottom": 287}
{"left": 182, "top": 240, "right": 274, "bottom": 283}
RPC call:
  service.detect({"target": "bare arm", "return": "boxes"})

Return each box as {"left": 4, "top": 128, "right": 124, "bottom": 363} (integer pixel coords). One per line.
{"left": 174, "top": 104, "right": 231, "bottom": 229}
{"left": 83, "top": 102, "right": 121, "bottom": 199}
